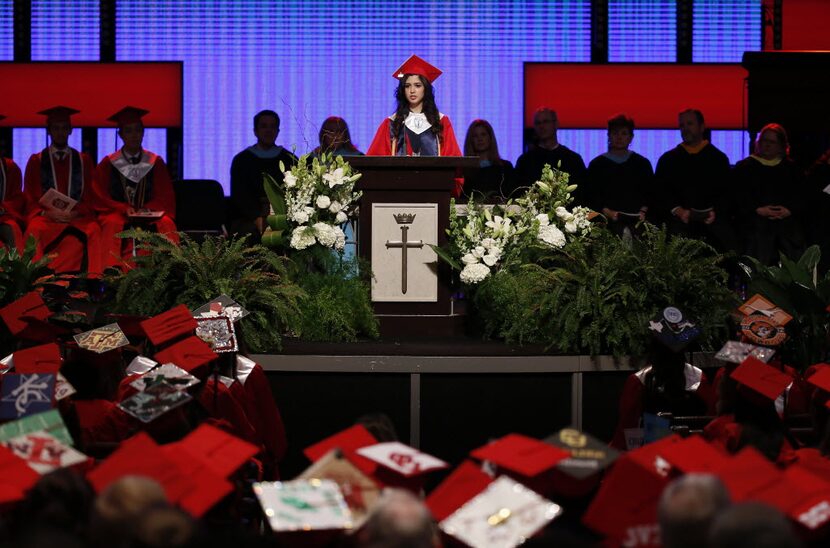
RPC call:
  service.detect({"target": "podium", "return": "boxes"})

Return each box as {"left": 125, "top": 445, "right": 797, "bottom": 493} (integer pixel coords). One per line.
{"left": 350, "top": 156, "right": 479, "bottom": 338}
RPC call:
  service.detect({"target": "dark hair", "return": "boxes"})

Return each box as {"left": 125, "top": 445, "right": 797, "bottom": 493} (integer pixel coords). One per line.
{"left": 608, "top": 113, "right": 635, "bottom": 133}
{"left": 392, "top": 74, "right": 442, "bottom": 142}
{"left": 253, "top": 110, "right": 280, "bottom": 130}
{"left": 463, "top": 119, "right": 503, "bottom": 163}
{"left": 315, "top": 116, "right": 360, "bottom": 155}
{"left": 679, "top": 108, "right": 705, "bottom": 125}
{"left": 754, "top": 122, "right": 790, "bottom": 158}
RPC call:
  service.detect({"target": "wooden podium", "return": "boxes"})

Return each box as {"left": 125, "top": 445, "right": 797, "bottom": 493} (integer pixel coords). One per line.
{"left": 350, "top": 156, "right": 479, "bottom": 338}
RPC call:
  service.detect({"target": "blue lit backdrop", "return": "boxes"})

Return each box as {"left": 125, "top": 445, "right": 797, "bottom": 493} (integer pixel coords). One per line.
{"left": 6, "top": 0, "right": 762, "bottom": 188}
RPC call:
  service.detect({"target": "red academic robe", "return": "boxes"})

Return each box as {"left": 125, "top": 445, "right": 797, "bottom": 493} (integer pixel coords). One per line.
{"left": 366, "top": 113, "right": 464, "bottom": 196}
{"left": 611, "top": 363, "right": 716, "bottom": 450}
{"left": 712, "top": 360, "right": 809, "bottom": 417}
{"left": 0, "top": 157, "right": 26, "bottom": 251}
{"left": 95, "top": 150, "right": 178, "bottom": 270}
{"left": 23, "top": 148, "right": 103, "bottom": 274}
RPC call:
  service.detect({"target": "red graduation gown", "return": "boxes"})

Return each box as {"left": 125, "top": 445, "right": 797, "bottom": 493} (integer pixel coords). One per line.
{"left": 0, "top": 157, "right": 26, "bottom": 251}
{"left": 366, "top": 113, "right": 464, "bottom": 196}
{"left": 23, "top": 148, "right": 103, "bottom": 274}
{"left": 95, "top": 151, "right": 178, "bottom": 270}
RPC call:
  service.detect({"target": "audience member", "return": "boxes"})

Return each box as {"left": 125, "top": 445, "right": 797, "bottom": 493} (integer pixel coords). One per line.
{"left": 229, "top": 109, "right": 297, "bottom": 244}
{"left": 358, "top": 488, "right": 440, "bottom": 548}
{"left": 515, "top": 108, "right": 587, "bottom": 203}
{"left": 709, "top": 502, "right": 802, "bottom": 548}
{"left": 462, "top": 119, "right": 517, "bottom": 201}
{"left": 23, "top": 106, "right": 103, "bottom": 274}
{"left": 95, "top": 107, "right": 178, "bottom": 270}
{"left": 654, "top": 109, "right": 737, "bottom": 253}
{"left": 657, "top": 473, "right": 731, "bottom": 548}
{"left": 806, "top": 146, "right": 830, "bottom": 271}
{"left": 312, "top": 116, "right": 363, "bottom": 157}
{"left": 586, "top": 113, "right": 653, "bottom": 236}
{"left": 89, "top": 476, "right": 169, "bottom": 548}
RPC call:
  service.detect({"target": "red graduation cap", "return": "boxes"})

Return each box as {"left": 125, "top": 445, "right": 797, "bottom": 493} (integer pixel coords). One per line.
{"left": 0, "top": 291, "right": 52, "bottom": 336}
{"left": 153, "top": 336, "right": 218, "bottom": 375}
{"left": 107, "top": 106, "right": 149, "bottom": 127}
{"left": 425, "top": 459, "right": 494, "bottom": 522}
{"left": 658, "top": 435, "right": 729, "bottom": 474}
{"left": 807, "top": 365, "right": 830, "bottom": 407}
{"left": 169, "top": 423, "right": 259, "bottom": 478}
{"left": 86, "top": 432, "right": 193, "bottom": 502}
{"left": 0, "top": 444, "right": 41, "bottom": 506}
{"left": 141, "top": 305, "right": 198, "bottom": 347}
{"left": 470, "top": 433, "right": 570, "bottom": 478}
{"left": 393, "top": 54, "right": 443, "bottom": 82}
{"left": 711, "top": 446, "right": 781, "bottom": 501}
{"left": 13, "top": 343, "right": 62, "bottom": 375}
{"left": 161, "top": 442, "right": 233, "bottom": 518}
{"left": 730, "top": 356, "right": 793, "bottom": 403}
{"left": 37, "top": 105, "right": 80, "bottom": 124}
{"left": 304, "top": 424, "right": 379, "bottom": 478}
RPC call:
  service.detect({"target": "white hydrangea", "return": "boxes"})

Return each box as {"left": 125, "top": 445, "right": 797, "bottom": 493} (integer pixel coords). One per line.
{"left": 538, "top": 224, "right": 566, "bottom": 248}
{"left": 290, "top": 227, "right": 316, "bottom": 250}
{"left": 333, "top": 226, "right": 346, "bottom": 250}
{"left": 460, "top": 262, "right": 491, "bottom": 284}
{"left": 316, "top": 195, "right": 331, "bottom": 209}
{"left": 291, "top": 209, "right": 309, "bottom": 224}
{"left": 313, "top": 222, "right": 337, "bottom": 247}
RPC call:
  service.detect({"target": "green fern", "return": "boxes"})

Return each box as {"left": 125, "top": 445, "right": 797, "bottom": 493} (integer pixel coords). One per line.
{"left": 0, "top": 235, "right": 54, "bottom": 307}
{"left": 107, "top": 230, "right": 305, "bottom": 352}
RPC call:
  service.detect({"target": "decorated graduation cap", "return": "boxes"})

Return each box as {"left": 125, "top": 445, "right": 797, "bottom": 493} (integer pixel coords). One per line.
{"left": 304, "top": 424, "right": 379, "bottom": 477}
{"left": 107, "top": 106, "right": 149, "bottom": 127}
{"left": 648, "top": 306, "right": 701, "bottom": 352}
{"left": 393, "top": 54, "right": 443, "bottom": 82}
{"left": 355, "top": 440, "right": 449, "bottom": 492}
{"left": 738, "top": 294, "right": 791, "bottom": 347}
{"left": 426, "top": 460, "right": 494, "bottom": 522}
{"left": 37, "top": 105, "right": 80, "bottom": 124}
{"left": 544, "top": 427, "right": 619, "bottom": 481}
{"left": 74, "top": 323, "right": 130, "bottom": 354}
{"left": 152, "top": 335, "right": 218, "bottom": 376}
{"left": 254, "top": 478, "right": 354, "bottom": 533}
{"left": 439, "top": 475, "right": 562, "bottom": 548}
{"left": 714, "top": 340, "right": 776, "bottom": 365}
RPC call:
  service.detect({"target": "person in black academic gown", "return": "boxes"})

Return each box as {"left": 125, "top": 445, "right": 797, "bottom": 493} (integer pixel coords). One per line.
{"left": 461, "top": 119, "right": 517, "bottom": 202}
{"left": 228, "top": 110, "right": 297, "bottom": 243}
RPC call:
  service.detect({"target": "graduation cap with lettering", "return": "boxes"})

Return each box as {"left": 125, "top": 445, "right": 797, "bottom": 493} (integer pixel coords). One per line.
{"left": 107, "top": 106, "right": 149, "bottom": 128}
{"left": 393, "top": 54, "right": 443, "bottom": 83}
{"left": 74, "top": 323, "right": 130, "bottom": 354}
{"left": 738, "top": 294, "right": 791, "bottom": 347}
{"left": 544, "top": 427, "right": 619, "bottom": 481}
{"left": 356, "top": 441, "right": 449, "bottom": 492}
{"left": 37, "top": 105, "right": 80, "bottom": 124}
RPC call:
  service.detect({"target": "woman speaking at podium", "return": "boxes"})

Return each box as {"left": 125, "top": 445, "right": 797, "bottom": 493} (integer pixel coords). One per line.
{"left": 367, "top": 55, "right": 462, "bottom": 158}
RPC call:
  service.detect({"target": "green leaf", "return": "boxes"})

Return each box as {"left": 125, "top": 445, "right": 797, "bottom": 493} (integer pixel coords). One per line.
{"left": 263, "top": 172, "right": 286, "bottom": 215}
{"left": 429, "top": 244, "right": 463, "bottom": 271}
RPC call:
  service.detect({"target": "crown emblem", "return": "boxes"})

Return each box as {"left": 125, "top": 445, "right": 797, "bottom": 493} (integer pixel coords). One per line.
{"left": 393, "top": 213, "right": 416, "bottom": 224}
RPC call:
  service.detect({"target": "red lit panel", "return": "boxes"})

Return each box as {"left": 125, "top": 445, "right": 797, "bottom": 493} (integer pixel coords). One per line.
{"left": 0, "top": 62, "right": 182, "bottom": 127}
{"left": 524, "top": 63, "right": 747, "bottom": 129}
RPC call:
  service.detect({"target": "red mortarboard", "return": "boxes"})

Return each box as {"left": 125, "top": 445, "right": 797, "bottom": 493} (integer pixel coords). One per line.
{"left": 140, "top": 305, "right": 198, "bottom": 347}
{"left": 304, "top": 424, "right": 379, "bottom": 477}
{"left": 170, "top": 423, "right": 259, "bottom": 478}
{"left": 781, "top": 467, "right": 830, "bottom": 533}
{"left": 470, "top": 433, "right": 570, "bottom": 478}
{"left": 0, "top": 444, "right": 41, "bottom": 505}
{"left": 106, "top": 313, "right": 147, "bottom": 339}
{"left": 153, "top": 336, "right": 217, "bottom": 375}
{"left": 13, "top": 343, "right": 62, "bottom": 375}
{"left": 807, "top": 365, "right": 830, "bottom": 399}
{"left": 86, "top": 432, "right": 192, "bottom": 502}
{"left": 161, "top": 442, "right": 233, "bottom": 517}
{"left": 37, "top": 105, "right": 80, "bottom": 124}
{"left": 0, "top": 292, "right": 52, "bottom": 336}
{"left": 107, "top": 106, "right": 149, "bottom": 127}
{"left": 425, "top": 460, "right": 493, "bottom": 522}
{"left": 730, "top": 356, "right": 793, "bottom": 403}
{"left": 712, "top": 447, "right": 780, "bottom": 501}
{"left": 658, "top": 435, "right": 729, "bottom": 474}
{"left": 582, "top": 454, "right": 668, "bottom": 545}
{"left": 393, "top": 54, "right": 442, "bottom": 82}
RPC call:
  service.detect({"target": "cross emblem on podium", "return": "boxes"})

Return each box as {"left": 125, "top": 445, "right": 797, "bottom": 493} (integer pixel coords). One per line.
{"left": 386, "top": 213, "right": 424, "bottom": 294}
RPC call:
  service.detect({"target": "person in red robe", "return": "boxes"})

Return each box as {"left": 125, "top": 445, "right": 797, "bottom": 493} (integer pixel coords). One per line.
{"left": 0, "top": 115, "right": 26, "bottom": 251}
{"left": 94, "top": 107, "right": 177, "bottom": 270}
{"left": 366, "top": 55, "right": 463, "bottom": 195}
{"left": 23, "top": 106, "right": 102, "bottom": 274}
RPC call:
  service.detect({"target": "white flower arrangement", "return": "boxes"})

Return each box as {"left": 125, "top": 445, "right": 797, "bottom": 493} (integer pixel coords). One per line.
{"left": 446, "top": 162, "right": 592, "bottom": 285}
{"left": 276, "top": 153, "right": 362, "bottom": 252}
